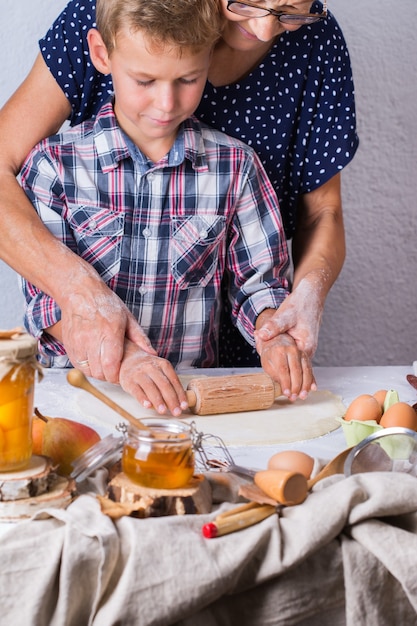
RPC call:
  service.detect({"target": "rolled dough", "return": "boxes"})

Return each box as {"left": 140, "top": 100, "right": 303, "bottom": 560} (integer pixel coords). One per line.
{"left": 75, "top": 378, "right": 346, "bottom": 446}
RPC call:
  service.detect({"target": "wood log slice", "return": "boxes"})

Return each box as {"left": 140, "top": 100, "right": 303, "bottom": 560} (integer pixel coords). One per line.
{"left": 104, "top": 472, "right": 212, "bottom": 518}
{"left": 0, "top": 455, "right": 56, "bottom": 501}
{"left": 0, "top": 474, "right": 76, "bottom": 521}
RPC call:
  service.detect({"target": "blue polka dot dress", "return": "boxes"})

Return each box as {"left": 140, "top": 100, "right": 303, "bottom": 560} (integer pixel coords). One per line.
{"left": 39, "top": 0, "right": 359, "bottom": 366}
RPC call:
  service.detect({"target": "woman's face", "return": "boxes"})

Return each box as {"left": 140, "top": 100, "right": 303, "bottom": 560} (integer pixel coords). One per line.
{"left": 220, "top": 0, "right": 315, "bottom": 50}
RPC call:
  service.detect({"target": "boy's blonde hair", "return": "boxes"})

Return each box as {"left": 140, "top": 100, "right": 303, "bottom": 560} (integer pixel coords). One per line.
{"left": 96, "top": 0, "right": 223, "bottom": 55}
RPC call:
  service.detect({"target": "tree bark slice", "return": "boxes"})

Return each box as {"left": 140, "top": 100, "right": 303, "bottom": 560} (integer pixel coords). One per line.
{"left": 103, "top": 472, "right": 212, "bottom": 518}
{"left": 0, "top": 455, "right": 56, "bottom": 501}
{"left": 0, "top": 474, "right": 75, "bottom": 521}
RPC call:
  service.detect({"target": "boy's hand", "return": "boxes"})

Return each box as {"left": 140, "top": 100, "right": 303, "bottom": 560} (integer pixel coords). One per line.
{"left": 254, "top": 311, "right": 316, "bottom": 401}
{"left": 118, "top": 339, "right": 189, "bottom": 417}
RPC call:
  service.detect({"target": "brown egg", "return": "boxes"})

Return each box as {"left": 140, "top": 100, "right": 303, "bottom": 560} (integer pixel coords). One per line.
{"left": 344, "top": 394, "right": 382, "bottom": 423}
{"left": 373, "top": 389, "right": 388, "bottom": 412}
{"left": 379, "top": 402, "right": 417, "bottom": 430}
{"left": 267, "top": 450, "right": 314, "bottom": 479}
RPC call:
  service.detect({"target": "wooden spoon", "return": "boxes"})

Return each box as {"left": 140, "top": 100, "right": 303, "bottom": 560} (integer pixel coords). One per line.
{"left": 66, "top": 368, "right": 152, "bottom": 431}
{"left": 0, "top": 326, "right": 25, "bottom": 339}
{"left": 307, "top": 447, "right": 353, "bottom": 489}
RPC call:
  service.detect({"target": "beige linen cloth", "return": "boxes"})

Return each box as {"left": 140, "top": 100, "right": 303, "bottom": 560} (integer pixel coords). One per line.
{"left": 1, "top": 471, "right": 417, "bottom": 626}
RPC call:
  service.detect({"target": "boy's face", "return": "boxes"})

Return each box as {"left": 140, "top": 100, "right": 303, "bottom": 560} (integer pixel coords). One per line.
{"left": 98, "top": 29, "right": 211, "bottom": 159}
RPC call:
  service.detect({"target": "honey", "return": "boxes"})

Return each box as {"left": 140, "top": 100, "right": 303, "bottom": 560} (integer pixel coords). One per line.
{"left": 0, "top": 332, "right": 41, "bottom": 472}
{"left": 122, "top": 420, "right": 195, "bottom": 489}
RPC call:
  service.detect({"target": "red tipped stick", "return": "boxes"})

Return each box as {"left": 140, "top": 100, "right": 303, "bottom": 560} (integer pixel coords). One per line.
{"left": 202, "top": 522, "right": 218, "bottom": 539}
{"left": 201, "top": 503, "right": 275, "bottom": 538}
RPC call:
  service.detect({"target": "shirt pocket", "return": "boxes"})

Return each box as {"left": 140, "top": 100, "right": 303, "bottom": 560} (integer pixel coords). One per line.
{"left": 67, "top": 204, "right": 124, "bottom": 280}
{"left": 171, "top": 214, "right": 226, "bottom": 289}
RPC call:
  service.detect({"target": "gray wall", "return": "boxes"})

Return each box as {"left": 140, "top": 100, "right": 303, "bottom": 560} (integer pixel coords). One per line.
{"left": 314, "top": 0, "right": 417, "bottom": 366}
{"left": 1, "top": 0, "right": 69, "bottom": 329}
{"left": 1, "top": 0, "right": 416, "bottom": 366}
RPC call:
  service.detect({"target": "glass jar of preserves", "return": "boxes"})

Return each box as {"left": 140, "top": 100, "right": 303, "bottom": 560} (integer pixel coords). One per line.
{"left": 122, "top": 419, "right": 195, "bottom": 489}
{"left": 0, "top": 331, "right": 42, "bottom": 472}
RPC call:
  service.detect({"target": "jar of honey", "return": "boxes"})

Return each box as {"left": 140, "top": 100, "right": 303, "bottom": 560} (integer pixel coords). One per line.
{"left": 0, "top": 331, "right": 41, "bottom": 472}
{"left": 122, "top": 419, "right": 195, "bottom": 489}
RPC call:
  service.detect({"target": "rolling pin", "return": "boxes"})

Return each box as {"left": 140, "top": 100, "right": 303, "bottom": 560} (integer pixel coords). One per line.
{"left": 186, "top": 372, "right": 282, "bottom": 415}
{"left": 68, "top": 369, "right": 282, "bottom": 418}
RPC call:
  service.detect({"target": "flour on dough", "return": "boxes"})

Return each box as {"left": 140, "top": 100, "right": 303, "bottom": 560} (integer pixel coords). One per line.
{"left": 76, "top": 378, "right": 346, "bottom": 445}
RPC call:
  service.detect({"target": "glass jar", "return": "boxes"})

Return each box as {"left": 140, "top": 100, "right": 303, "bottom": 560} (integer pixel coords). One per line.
{"left": 122, "top": 419, "right": 195, "bottom": 489}
{"left": 0, "top": 332, "right": 41, "bottom": 472}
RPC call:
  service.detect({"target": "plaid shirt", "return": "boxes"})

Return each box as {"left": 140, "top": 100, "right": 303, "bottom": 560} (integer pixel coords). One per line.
{"left": 20, "top": 102, "right": 289, "bottom": 368}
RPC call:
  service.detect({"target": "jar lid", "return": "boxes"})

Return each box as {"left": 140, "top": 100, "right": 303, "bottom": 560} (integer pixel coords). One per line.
{"left": 0, "top": 332, "right": 38, "bottom": 359}
{"left": 70, "top": 433, "right": 124, "bottom": 482}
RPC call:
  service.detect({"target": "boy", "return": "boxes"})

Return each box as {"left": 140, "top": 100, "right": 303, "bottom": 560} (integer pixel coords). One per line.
{"left": 20, "top": 0, "right": 315, "bottom": 416}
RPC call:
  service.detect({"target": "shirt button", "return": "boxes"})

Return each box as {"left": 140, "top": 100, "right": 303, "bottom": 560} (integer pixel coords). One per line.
{"left": 142, "top": 228, "right": 151, "bottom": 238}
{"left": 199, "top": 229, "right": 208, "bottom": 239}
{"left": 139, "top": 286, "right": 148, "bottom": 295}
{"left": 147, "top": 173, "right": 155, "bottom": 181}
{"left": 88, "top": 219, "right": 97, "bottom": 230}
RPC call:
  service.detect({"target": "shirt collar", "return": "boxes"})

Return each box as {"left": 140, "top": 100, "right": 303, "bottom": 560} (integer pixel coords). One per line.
{"left": 93, "top": 100, "right": 209, "bottom": 173}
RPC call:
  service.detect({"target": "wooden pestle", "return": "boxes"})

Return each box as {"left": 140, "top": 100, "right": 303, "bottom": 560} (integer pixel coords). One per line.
{"left": 254, "top": 469, "right": 308, "bottom": 505}
{"left": 66, "top": 369, "right": 152, "bottom": 430}
{"left": 186, "top": 372, "right": 282, "bottom": 415}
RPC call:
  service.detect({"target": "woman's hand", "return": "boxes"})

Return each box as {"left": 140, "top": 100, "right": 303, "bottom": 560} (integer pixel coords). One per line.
{"left": 58, "top": 282, "right": 157, "bottom": 384}
{"left": 255, "top": 277, "right": 325, "bottom": 358}
{"left": 255, "top": 311, "right": 316, "bottom": 401}
{"left": 118, "top": 339, "right": 189, "bottom": 417}
{"left": 271, "top": 172, "right": 345, "bottom": 357}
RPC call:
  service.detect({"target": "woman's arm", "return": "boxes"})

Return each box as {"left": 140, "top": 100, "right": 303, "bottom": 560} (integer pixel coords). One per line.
{"left": 255, "top": 173, "right": 345, "bottom": 357}
{"left": 0, "top": 54, "right": 153, "bottom": 382}
{"left": 0, "top": 53, "right": 72, "bottom": 281}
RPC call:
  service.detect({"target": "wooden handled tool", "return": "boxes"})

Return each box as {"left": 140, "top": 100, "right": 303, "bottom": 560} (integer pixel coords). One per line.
{"left": 306, "top": 447, "right": 353, "bottom": 489}
{"left": 185, "top": 372, "right": 282, "bottom": 415}
{"left": 202, "top": 502, "right": 276, "bottom": 538}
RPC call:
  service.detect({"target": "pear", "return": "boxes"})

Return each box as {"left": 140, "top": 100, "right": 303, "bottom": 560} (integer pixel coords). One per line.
{"left": 32, "top": 415, "right": 46, "bottom": 456}
{"left": 33, "top": 408, "right": 100, "bottom": 476}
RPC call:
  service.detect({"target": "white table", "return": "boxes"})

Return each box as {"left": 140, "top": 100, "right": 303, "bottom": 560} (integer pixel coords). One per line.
{"left": 1, "top": 363, "right": 415, "bottom": 537}
{"left": 1, "top": 365, "right": 417, "bottom": 625}
{"left": 32, "top": 364, "right": 417, "bottom": 466}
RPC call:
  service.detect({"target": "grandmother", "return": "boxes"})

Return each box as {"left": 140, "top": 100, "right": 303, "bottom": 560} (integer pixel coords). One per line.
{"left": 0, "top": 0, "right": 358, "bottom": 401}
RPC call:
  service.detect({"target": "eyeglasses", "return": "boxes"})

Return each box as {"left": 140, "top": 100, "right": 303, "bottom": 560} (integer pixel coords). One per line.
{"left": 226, "top": 0, "right": 327, "bottom": 25}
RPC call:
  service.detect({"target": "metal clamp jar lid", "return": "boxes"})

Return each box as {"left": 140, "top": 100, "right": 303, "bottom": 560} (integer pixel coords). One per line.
{"left": 71, "top": 433, "right": 124, "bottom": 482}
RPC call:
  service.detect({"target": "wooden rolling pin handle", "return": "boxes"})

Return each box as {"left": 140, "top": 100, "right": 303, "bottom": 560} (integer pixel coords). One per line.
{"left": 186, "top": 389, "right": 197, "bottom": 408}
{"left": 186, "top": 372, "right": 282, "bottom": 416}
